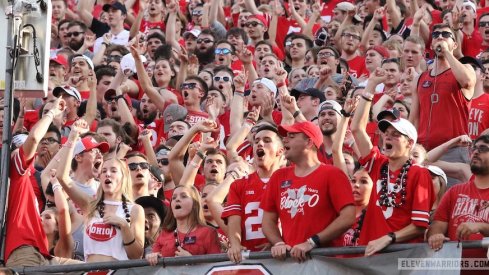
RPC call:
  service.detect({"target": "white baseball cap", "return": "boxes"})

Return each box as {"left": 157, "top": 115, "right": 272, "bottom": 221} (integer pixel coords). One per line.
{"left": 427, "top": 165, "right": 447, "bottom": 186}
{"left": 252, "top": 78, "right": 277, "bottom": 96}
{"left": 378, "top": 118, "right": 418, "bottom": 145}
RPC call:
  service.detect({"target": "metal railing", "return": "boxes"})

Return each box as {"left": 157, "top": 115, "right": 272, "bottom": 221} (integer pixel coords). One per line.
{"left": 11, "top": 240, "right": 489, "bottom": 274}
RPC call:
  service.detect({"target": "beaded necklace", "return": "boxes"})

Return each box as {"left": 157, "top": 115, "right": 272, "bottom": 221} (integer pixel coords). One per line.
{"left": 351, "top": 209, "right": 366, "bottom": 245}
{"left": 97, "top": 194, "right": 131, "bottom": 224}
{"left": 378, "top": 159, "right": 412, "bottom": 208}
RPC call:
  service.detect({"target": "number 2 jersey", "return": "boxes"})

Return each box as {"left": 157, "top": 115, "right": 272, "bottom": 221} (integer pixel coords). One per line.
{"left": 221, "top": 172, "right": 269, "bottom": 251}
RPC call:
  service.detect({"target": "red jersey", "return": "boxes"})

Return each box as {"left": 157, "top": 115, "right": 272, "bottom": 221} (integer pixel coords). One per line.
{"left": 417, "top": 69, "right": 470, "bottom": 150}
{"left": 237, "top": 141, "right": 253, "bottom": 164}
{"left": 140, "top": 20, "right": 165, "bottom": 34}
{"left": 135, "top": 117, "right": 165, "bottom": 149}
{"left": 358, "top": 147, "right": 435, "bottom": 245}
{"left": 152, "top": 225, "right": 221, "bottom": 256}
{"left": 260, "top": 164, "right": 354, "bottom": 246}
{"left": 462, "top": 30, "right": 483, "bottom": 58}
{"left": 221, "top": 172, "right": 269, "bottom": 251}
{"left": 347, "top": 56, "right": 368, "bottom": 79}
{"left": 433, "top": 179, "right": 489, "bottom": 259}
{"left": 186, "top": 109, "right": 210, "bottom": 126}
{"left": 5, "top": 147, "right": 49, "bottom": 261}
{"left": 468, "top": 93, "right": 489, "bottom": 139}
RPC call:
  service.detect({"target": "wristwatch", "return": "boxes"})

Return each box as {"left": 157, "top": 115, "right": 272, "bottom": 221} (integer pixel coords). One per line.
{"left": 387, "top": 232, "right": 396, "bottom": 243}
{"left": 307, "top": 238, "right": 317, "bottom": 248}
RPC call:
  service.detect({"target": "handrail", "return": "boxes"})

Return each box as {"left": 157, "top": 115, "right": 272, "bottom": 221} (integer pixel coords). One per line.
{"left": 11, "top": 240, "right": 489, "bottom": 274}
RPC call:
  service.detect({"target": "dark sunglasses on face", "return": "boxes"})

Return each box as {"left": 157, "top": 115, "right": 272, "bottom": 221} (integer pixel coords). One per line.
{"left": 158, "top": 158, "right": 169, "bottom": 165}
{"left": 180, "top": 82, "right": 199, "bottom": 90}
{"left": 480, "top": 22, "right": 489, "bottom": 28}
{"left": 128, "top": 162, "right": 150, "bottom": 171}
{"left": 66, "top": 31, "right": 84, "bottom": 38}
{"left": 245, "top": 21, "right": 262, "bottom": 28}
{"left": 215, "top": 48, "right": 232, "bottom": 55}
{"left": 40, "top": 137, "right": 60, "bottom": 144}
{"left": 471, "top": 145, "right": 489, "bottom": 153}
{"left": 431, "top": 31, "right": 454, "bottom": 40}
{"left": 196, "top": 38, "right": 214, "bottom": 44}
{"left": 214, "top": 76, "right": 231, "bottom": 82}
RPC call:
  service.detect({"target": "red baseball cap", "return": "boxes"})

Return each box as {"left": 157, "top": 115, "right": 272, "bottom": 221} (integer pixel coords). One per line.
{"left": 367, "top": 45, "right": 390, "bottom": 59}
{"left": 248, "top": 14, "right": 268, "bottom": 27}
{"left": 73, "top": 136, "right": 110, "bottom": 156}
{"left": 278, "top": 121, "right": 323, "bottom": 148}
{"left": 50, "top": 54, "right": 68, "bottom": 69}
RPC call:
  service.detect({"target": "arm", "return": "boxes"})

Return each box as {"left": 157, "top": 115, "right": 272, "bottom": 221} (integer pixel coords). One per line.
{"left": 91, "top": 34, "right": 111, "bottom": 66}
{"left": 244, "top": 0, "right": 260, "bottom": 15}
{"left": 408, "top": 71, "right": 420, "bottom": 127}
{"left": 226, "top": 107, "right": 259, "bottom": 163}
{"left": 12, "top": 98, "right": 26, "bottom": 134}
{"left": 385, "top": 0, "right": 401, "bottom": 32}
{"left": 129, "top": 1, "right": 146, "bottom": 40}
{"left": 360, "top": 8, "right": 383, "bottom": 53}
{"left": 427, "top": 220, "right": 449, "bottom": 250}
{"left": 426, "top": 135, "right": 471, "bottom": 164}
{"left": 365, "top": 223, "right": 426, "bottom": 256}
{"left": 371, "top": 94, "right": 395, "bottom": 122}
{"left": 334, "top": 13, "right": 354, "bottom": 46}
{"left": 179, "top": 137, "right": 218, "bottom": 187}
{"left": 430, "top": 160, "right": 471, "bottom": 183}
{"left": 78, "top": 0, "right": 95, "bottom": 28}
{"left": 229, "top": 71, "right": 246, "bottom": 136}
{"left": 52, "top": 177, "right": 74, "bottom": 258}
{"left": 120, "top": 205, "right": 145, "bottom": 259}
{"left": 303, "top": 1, "right": 323, "bottom": 40}
{"left": 332, "top": 97, "right": 358, "bottom": 176}
{"left": 208, "top": 0, "right": 220, "bottom": 26}
{"left": 442, "top": 50, "right": 476, "bottom": 99}
{"left": 165, "top": 3, "right": 182, "bottom": 50}
{"left": 81, "top": 71, "right": 98, "bottom": 126}
{"left": 262, "top": 211, "right": 285, "bottom": 245}
{"left": 350, "top": 81, "right": 378, "bottom": 158}
{"left": 140, "top": 129, "right": 158, "bottom": 166}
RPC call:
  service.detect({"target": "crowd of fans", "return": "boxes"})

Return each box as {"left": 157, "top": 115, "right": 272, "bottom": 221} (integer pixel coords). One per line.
{"left": 3, "top": 0, "right": 489, "bottom": 272}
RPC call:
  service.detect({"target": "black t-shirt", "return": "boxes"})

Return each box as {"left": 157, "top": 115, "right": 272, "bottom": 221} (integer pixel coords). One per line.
{"left": 90, "top": 18, "right": 110, "bottom": 38}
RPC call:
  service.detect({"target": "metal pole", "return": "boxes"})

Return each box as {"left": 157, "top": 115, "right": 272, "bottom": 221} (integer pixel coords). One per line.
{"left": 11, "top": 240, "right": 488, "bottom": 274}
{"left": 0, "top": 0, "right": 17, "bottom": 264}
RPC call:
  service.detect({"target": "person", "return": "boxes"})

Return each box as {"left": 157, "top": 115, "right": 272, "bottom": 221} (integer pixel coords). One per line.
{"left": 135, "top": 196, "right": 167, "bottom": 255}
{"left": 351, "top": 70, "right": 435, "bottom": 256}
{"left": 260, "top": 121, "right": 355, "bottom": 262}
{"left": 428, "top": 135, "right": 489, "bottom": 262}
{"left": 145, "top": 185, "right": 221, "bottom": 264}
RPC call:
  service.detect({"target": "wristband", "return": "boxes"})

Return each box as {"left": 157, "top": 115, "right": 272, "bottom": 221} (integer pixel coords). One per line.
{"left": 273, "top": 241, "right": 285, "bottom": 247}
{"left": 123, "top": 237, "right": 136, "bottom": 246}
{"left": 293, "top": 110, "right": 301, "bottom": 118}
{"left": 311, "top": 234, "right": 321, "bottom": 247}
{"left": 307, "top": 237, "right": 318, "bottom": 248}
{"left": 196, "top": 151, "right": 206, "bottom": 160}
{"left": 361, "top": 94, "right": 373, "bottom": 102}
{"left": 190, "top": 161, "right": 200, "bottom": 168}
{"left": 340, "top": 109, "right": 351, "bottom": 117}
{"left": 276, "top": 82, "right": 286, "bottom": 88}
{"left": 245, "top": 118, "right": 257, "bottom": 125}
{"left": 387, "top": 232, "right": 396, "bottom": 243}
{"left": 52, "top": 183, "right": 63, "bottom": 192}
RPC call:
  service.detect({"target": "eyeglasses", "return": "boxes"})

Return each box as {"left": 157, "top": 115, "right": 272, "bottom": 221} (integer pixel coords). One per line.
{"left": 40, "top": 137, "right": 60, "bottom": 144}
{"left": 431, "top": 31, "right": 455, "bottom": 40}
{"left": 341, "top": 33, "right": 361, "bottom": 40}
{"left": 245, "top": 21, "right": 263, "bottom": 28}
{"left": 128, "top": 162, "right": 150, "bottom": 171}
{"left": 214, "top": 48, "right": 232, "bottom": 55}
{"left": 317, "top": 52, "right": 335, "bottom": 58}
{"left": 192, "top": 10, "right": 203, "bottom": 16}
{"left": 196, "top": 38, "right": 214, "bottom": 44}
{"left": 158, "top": 158, "right": 169, "bottom": 166}
{"left": 471, "top": 145, "right": 489, "bottom": 153}
{"left": 180, "top": 82, "right": 200, "bottom": 90}
{"left": 480, "top": 22, "right": 489, "bottom": 28}
{"left": 214, "top": 76, "right": 231, "bottom": 82}
{"left": 66, "top": 31, "right": 84, "bottom": 38}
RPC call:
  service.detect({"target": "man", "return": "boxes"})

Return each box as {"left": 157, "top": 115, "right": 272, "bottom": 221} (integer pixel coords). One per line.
{"left": 195, "top": 30, "right": 217, "bottom": 66}
{"left": 428, "top": 134, "right": 489, "bottom": 261}
{"left": 224, "top": 125, "right": 284, "bottom": 263}
{"left": 155, "top": 145, "right": 175, "bottom": 201}
{"left": 402, "top": 36, "right": 425, "bottom": 73}
{"left": 49, "top": 54, "right": 68, "bottom": 84}
{"left": 339, "top": 26, "right": 368, "bottom": 79}
{"left": 245, "top": 15, "right": 268, "bottom": 48}
{"left": 411, "top": 24, "right": 476, "bottom": 179}
{"left": 287, "top": 34, "right": 313, "bottom": 71}
{"left": 291, "top": 88, "right": 326, "bottom": 122}
{"left": 460, "top": 0, "right": 482, "bottom": 58}
{"left": 479, "top": 13, "right": 489, "bottom": 54}
{"left": 261, "top": 121, "right": 355, "bottom": 261}
{"left": 68, "top": 54, "right": 96, "bottom": 100}
{"left": 66, "top": 21, "right": 91, "bottom": 56}
{"left": 183, "top": 29, "right": 201, "bottom": 54}
{"left": 351, "top": 69, "right": 435, "bottom": 255}
{"left": 96, "top": 118, "right": 125, "bottom": 159}
{"left": 181, "top": 76, "right": 210, "bottom": 126}
{"left": 468, "top": 58, "right": 489, "bottom": 139}
{"left": 95, "top": 65, "right": 116, "bottom": 104}
{"left": 316, "top": 100, "right": 343, "bottom": 164}
{"left": 135, "top": 195, "right": 167, "bottom": 255}
{"left": 145, "top": 32, "right": 165, "bottom": 61}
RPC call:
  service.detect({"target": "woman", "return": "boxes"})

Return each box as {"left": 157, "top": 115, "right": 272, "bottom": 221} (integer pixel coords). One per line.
{"left": 146, "top": 185, "right": 221, "bottom": 264}
{"left": 426, "top": 165, "right": 448, "bottom": 219}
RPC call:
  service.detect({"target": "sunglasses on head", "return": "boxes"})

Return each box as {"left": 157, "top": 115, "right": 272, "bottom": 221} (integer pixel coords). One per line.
{"left": 215, "top": 48, "right": 232, "bottom": 55}
{"left": 66, "top": 31, "right": 84, "bottom": 37}
{"left": 431, "top": 31, "right": 454, "bottom": 40}
{"left": 214, "top": 76, "right": 231, "bottom": 82}
{"left": 158, "top": 158, "right": 169, "bottom": 165}
{"left": 128, "top": 162, "right": 150, "bottom": 171}
{"left": 196, "top": 38, "right": 214, "bottom": 44}
{"left": 180, "top": 82, "right": 199, "bottom": 90}
{"left": 245, "top": 21, "right": 262, "bottom": 28}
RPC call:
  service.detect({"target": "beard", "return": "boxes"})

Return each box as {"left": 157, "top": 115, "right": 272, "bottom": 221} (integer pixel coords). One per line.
{"left": 69, "top": 39, "right": 84, "bottom": 51}
{"left": 136, "top": 109, "right": 158, "bottom": 125}
{"left": 470, "top": 160, "right": 489, "bottom": 175}
{"left": 195, "top": 47, "right": 215, "bottom": 66}
{"left": 321, "top": 125, "right": 337, "bottom": 136}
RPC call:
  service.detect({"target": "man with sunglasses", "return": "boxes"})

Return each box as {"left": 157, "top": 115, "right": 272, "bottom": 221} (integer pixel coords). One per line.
{"left": 181, "top": 76, "right": 211, "bottom": 127}
{"left": 245, "top": 15, "right": 269, "bottom": 48}
{"left": 155, "top": 145, "right": 175, "bottom": 202}
{"left": 428, "top": 134, "right": 489, "bottom": 263}
{"left": 127, "top": 152, "right": 153, "bottom": 199}
{"left": 195, "top": 29, "right": 217, "bottom": 66}
{"left": 214, "top": 41, "right": 243, "bottom": 73}
{"left": 412, "top": 24, "right": 476, "bottom": 184}
{"left": 66, "top": 21, "right": 92, "bottom": 57}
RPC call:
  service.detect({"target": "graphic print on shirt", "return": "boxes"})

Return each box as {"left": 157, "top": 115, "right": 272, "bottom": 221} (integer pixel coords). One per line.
{"left": 451, "top": 194, "right": 489, "bottom": 228}
{"left": 87, "top": 222, "right": 117, "bottom": 241}
{"left": 376, "top": 179, "right": 393, "bottom": 219}
{"left": 280, "top": 185, "right": 319, "bottom": 218}
{"left": 244, "top": 202, "right": 265, "bottom": 240}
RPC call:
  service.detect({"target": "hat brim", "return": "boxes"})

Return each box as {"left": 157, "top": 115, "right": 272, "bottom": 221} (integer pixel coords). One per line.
{"left": 377, "top": 110, "right": 399, "bottom": 122}
{"left": 135, "top": 196, "right": 167, "bottom": 222}
{"left": 278, "top": 124, "right": 301, "bottom": 137}
{"left": 92, "top": 141, "right": 110, "bottom": 154}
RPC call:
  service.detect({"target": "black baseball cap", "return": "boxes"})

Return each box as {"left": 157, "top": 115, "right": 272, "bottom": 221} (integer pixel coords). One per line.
{"left": 290, "top": 88, "right": 326, "bottom": 103}
{"left": 103, "top": 1, "right": 127, "bottom": 15}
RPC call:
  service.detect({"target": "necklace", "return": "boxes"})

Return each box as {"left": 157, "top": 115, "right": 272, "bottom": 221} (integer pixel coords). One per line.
{"left": 378, "top": 159, "right": 412, "bottom": 208}
{"left": 174, "top": 224, "right": 195, "bottom": 248}
{"left": 97, "top": 195, "right": 131, "bottom": 224}
{"left": 351, "top": 209, "right": 366, "bottom": 245}
{"left": 473, "top": 182, "right": 489, "bottom": 213}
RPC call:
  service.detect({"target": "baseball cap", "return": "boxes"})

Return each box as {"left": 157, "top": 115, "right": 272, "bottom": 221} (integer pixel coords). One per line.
{"left": 163, "top": 104, "right": 188, "bottom": 132}
{"left": 462, "top": 0, "right": 476, "bottom": 12}
{"left": 183, "top": 29, "right": 201, "bottom": 39}
{"left": 252, "top": 78, "right": 277, "bottom": 96}
{"left": 278, "top": 121, "right": 323, "bottom": 148}
{"left": 377, "top": 108, "right": 401, "bottom": 121}
{"left": 378, "top": 118, "right": 417, "bottom": 144}
{"left": 459, "top": 56, "right": 484, "bottom": 71}
{"left": 103, "top": 88, "right": 131, "bottom": 106}
{"left": 103, "top": 1, "right": 127, "bottom": 14}
{"left": 367, "top": 45, "right": 390, "bottom": 59}
{"left": 73, "top": 136, "right": 110, "bottom": 156}
{"left": 318, "top": 100, "right": 342, "bottom": 116}
{"left": 426, "top": 165, "right": 448, "bottom": 185}
{"left": 248, "top": 14, "right": 268, "bottom": 27}
{"left": 120, "top": 53, "right": 147, "bottom": 75}
{"left": 72, "top": 55, "right": 94, "bottom": 70}
{"left": 335, "top": 2, "right": 355, "bottom": 11}
{"left": 135, "top": 196, "right": 167, "bottom": 223}
{"left": 50, "top": 54, "right": 68, "bottom": 69}
{"left": 290, "top": 88, "right": 326, "bottom": 103}
{"left": 149, "top": 165, "right": 165, "bottom": 183}
{"left": 53, "top": 85, "right": 82, "bottom": 102}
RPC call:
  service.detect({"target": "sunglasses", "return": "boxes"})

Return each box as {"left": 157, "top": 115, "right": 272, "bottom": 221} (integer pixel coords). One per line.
{"left": 180, "top": 82, "right": 200, "bottom": 90}
{"left": 128, "top": 162, "right": 150, "bottom": 171}
{"left": 215, "top": 48, "right": 232, "bottom": 55}
{"left": 480, "top": 22, "right": 489, "bottom": 28}
{"left": 40, "top": 137, "right": 60, "bottom": 144}
{"left": 214, "top": 76, "right": 231, "bottom": 82}
{"left": 192, "top": 10, "right": 203, "bottom": 16}
{"left": 245, "top": 21, "right": 263, "bottom": 28}
{"left": 341, "top": 33, "right": 361, "bottom": 40}
{"left": 431, "top": 31, "right": 454, "bottom": 40}
{"left": 196, "top": 38, "right": 214, "bottom": 44}
{"left": 158, "top": 158, "right": 169, "bottom": 165}
{"left": 66, "top": 31, "right": 84, "bottom": 37}
{"left": 471, "top": 145, "right": 489, "bottom": 153}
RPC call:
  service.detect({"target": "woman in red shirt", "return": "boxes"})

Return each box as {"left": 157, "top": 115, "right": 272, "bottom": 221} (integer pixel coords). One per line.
{"left": 146, "top": 185, "right": 221, "bottom": 264}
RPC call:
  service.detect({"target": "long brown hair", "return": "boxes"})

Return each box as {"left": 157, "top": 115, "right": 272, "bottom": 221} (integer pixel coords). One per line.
{"left": 163, "top": 185, "right": 206, "bottom": 231}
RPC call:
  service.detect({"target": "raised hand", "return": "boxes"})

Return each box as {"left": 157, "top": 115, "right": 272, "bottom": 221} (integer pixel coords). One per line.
{"left": 280, "top": 89, "right": 299, "bottom": 114}
{"left": 236, "top": 48, "right": 253, "bottom": 65}
{"left": 71, "top": 118, "right": 89, "bottom": 135}
{"left": 234, "top": 70, "right": 247, "bottom": 91}
{"left": 50, "top": 97, "right": 66, "bottom": 117}
{"left": 275, "top": 67, "right": 288, "bottom": 86}
{"left": 195, "top": 119, "right": 219, "bottom": 133}
{"left": 374, "top": 7, "right": 384, "bottom": 21}
{"left": 369, "top": 68, "right": 388, "bottom": 85}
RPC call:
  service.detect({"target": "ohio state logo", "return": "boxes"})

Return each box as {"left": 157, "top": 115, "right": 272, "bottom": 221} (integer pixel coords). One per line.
{"left": 86, "top": 222, "right": 117, "bottom": 241}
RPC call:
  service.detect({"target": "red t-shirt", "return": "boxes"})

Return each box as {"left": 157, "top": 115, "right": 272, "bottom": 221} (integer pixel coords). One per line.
{"left": 260, "top": 164, "right": 354, "bottom": 246}
{"left": 5, "top": 147, "right": 49, "bottom": 261}
{"left": 433, "top": 179, "right": 488, "bottom": 259}
{"left": 79, "top": 90, "right": 90, "bottom": 100}
{"left": 152, "top": 225, "right": 221, "bottom": 256}
{"left": 358, "top": 147, "right": 435, "bottom": 245}
{"left": 468, "top": 93, "right": 489, "bottom": 139}
{"left": 237, "top": 141, "right": 253, "bottom": 164}
{"left": 462, "top": 30, "right": 483, "bottom": 58}
{"left": 186, "top": 109, "right": 210, "bottom": 126}
{"left": 221, "top": 172, "right": 269, "bottom": 251}
{"left": 140, "top": 20, "right": 165, "bottom": 34}
{"left": 417, "top": 69, "right": 470, "bottom": 150}
{"left": 347, "top": 56, "right": 368, "bottom": 79}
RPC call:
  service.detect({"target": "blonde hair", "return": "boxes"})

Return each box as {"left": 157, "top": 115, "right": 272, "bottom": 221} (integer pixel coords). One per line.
{"left": 163, "top": 185, "right": 206, "bottom": 231}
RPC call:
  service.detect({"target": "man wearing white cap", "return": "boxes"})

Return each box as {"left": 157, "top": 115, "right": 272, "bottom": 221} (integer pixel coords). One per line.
{"left": 352, "top": 82, "right": 435, "bottom": 255}
{"left": 428, "top": 134, "right": 489, "bottom": 262}
{"left": 460, "top": 0, "right": 482, "bottom": 58}
{"left": 316, "top": 100, "right": 343, "bottom": 165}
{"left": 249, "top": 77, "right": 281, "bottom": 124}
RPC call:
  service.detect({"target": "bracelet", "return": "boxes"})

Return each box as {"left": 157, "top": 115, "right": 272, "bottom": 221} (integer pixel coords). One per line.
{"left": 190, "top": 161, "right": 200, "bottom": 168}
{"left": 387, "top": 232, "right": 396, "bottom": 244}
{"left": 340, "top": 109, "right": 351, "bottom": 117}
{"left": 311, "top": 234, "right": 321, "bottom": 247}
{"left": 273, "top": 241, "right": 285, "bottom": 247}
{"left": 361, "top": 94, "right": 373, "bottom": 102}
{"left": 123, "top": 237, "right": 136, "bottom": 246}
{"left": 18, "top": 116, "right": 24, "bottom": 119}
{"left": 276, "top": 82, "right": 286, "bottom": 88}
{"left": 225, "top": 171, "right": 237, "bottom": 180}
{"left": 293, "top": 110, "right": 301, "bottom": 118}
{"left": 196, "top": 151, "right": 206, "bottom": 160}
{"left": 307, "top": 237, "right": 317, "bottom": 248}
{"left": 52, "top": 183, "right": 62, "bottom": 192}
{"left": 245, "top": 118, "right": 256, "bottom": 126}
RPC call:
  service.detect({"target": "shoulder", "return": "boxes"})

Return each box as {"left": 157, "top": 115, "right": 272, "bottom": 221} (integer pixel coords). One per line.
{"left": 130, "top": 203, "right": 145, "bottom": 217}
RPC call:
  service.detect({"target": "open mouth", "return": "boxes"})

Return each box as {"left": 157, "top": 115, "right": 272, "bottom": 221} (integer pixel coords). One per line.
{"left": 104, "top": 179, "right": 112, "bottom": 185}
{"left": 184, "top": 91, "right": 189, "bottom": 98}
{"left": 175, "top": 204, "right": 182, "bottom": 210}
{"left": 144, "top": 224, "right": 149, "bottom": 231}
{"left": 203, "top": 204, "right": 209, "bottom": 210}
{"left": 256, "top": 149, "right": 265, "bottom": 157}
{"left": 218, "top": 57, "right": 225, "bottom": 62}
{"left": 210, "top": 169, "right": 218, "bottom": 174}
{"left": 111, "top": 106, "right": 117, "bottom": 112}
{"left": 136, "top": 173, "right": 144, "bottom": 179}
{"left": 94, "top": 160, "right": 102, "bottom": 170}
{"left": 218, "top": 84, "right": 224, "bottom": 90}
{"left": 385, "top": 143, "right": 393, "bottom": 150}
